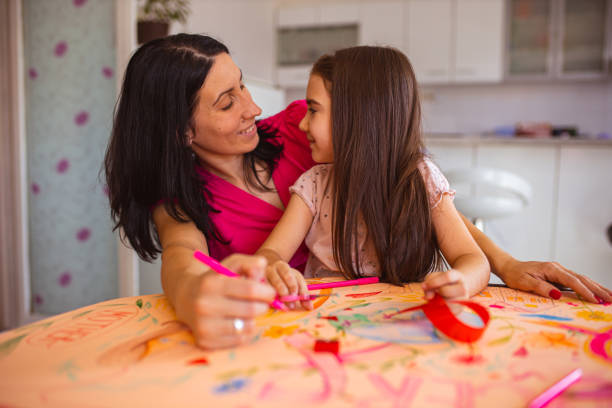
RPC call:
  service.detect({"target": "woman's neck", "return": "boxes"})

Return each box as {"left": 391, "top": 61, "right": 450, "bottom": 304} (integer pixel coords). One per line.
{"left": 198, "top": 152, "right": 245, "bottom": 186}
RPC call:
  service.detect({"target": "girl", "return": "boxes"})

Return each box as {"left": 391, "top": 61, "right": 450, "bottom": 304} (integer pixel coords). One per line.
{"left": 257, "top": 46, "right": 490, "bottom": 306}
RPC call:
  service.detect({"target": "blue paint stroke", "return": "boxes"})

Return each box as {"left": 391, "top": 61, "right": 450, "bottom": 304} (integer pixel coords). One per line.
{"left": 213, "top": 377, "right": 249, "bottom": 394}
{"left": 520, "top": 314, "right": 572, "bottom": 321}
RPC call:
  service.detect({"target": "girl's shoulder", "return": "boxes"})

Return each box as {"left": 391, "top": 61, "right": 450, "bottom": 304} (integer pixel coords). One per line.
{"left": 417, "top": 157, "right": 455, "bottom": 209}
{"left": 295, "top": 163, "right": 332, "bottom": 185}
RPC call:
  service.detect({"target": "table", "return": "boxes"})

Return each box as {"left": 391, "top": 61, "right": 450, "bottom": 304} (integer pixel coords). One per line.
{"left": 1, "top": 280, "right": 611, "bottom": 407}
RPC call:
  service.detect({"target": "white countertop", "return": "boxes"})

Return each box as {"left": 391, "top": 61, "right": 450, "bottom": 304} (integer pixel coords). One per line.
{"left": 424, "top": 133, "right": 612, "bottom": 146}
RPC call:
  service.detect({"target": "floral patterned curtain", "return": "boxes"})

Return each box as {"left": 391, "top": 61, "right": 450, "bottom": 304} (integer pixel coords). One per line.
{"left": 23, "top": 0, "right": 118, "bottom": 315}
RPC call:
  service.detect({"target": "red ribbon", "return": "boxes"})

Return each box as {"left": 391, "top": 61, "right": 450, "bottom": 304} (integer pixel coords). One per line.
{"left": 384, "top": 293, "right": 490, "bottom": 343}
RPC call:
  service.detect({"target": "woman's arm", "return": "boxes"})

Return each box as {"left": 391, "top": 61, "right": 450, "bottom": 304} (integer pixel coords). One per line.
{"left": 153, "top": 205, "right": 276, "bottom": 349}
{"left": 422, "top": 195, "right": 490, "bottom": 299}
{"left": 459, "top": 213, "right": 611, "bottom": 303}
{"left": 256, "top": 194, "right": 314, "bottom": 309}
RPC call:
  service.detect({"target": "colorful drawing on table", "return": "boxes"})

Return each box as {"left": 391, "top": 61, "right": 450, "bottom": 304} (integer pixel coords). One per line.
{"left": 0, "top": 280, "right": 611, "bottom": 408}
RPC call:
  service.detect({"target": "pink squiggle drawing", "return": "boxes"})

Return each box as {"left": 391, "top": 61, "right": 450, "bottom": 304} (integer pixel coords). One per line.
{"left": 527, "top": 320, "right": 612, "bottom": 365}
{"left": 337, "top": 342, "right": 392, "bottom": 363}
{"left": 368, "top": 374, "right": 423, "bottom": 408}
{"left": 259, "top": 333, "right": 347, "bottom": 403}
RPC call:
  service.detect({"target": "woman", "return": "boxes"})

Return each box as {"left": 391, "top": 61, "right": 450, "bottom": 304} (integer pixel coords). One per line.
{"left": 105, "top": 34, "right": 611, "bottom": 350}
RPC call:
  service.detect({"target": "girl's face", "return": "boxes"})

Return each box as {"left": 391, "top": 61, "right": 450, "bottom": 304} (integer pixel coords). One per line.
{"left": 189, "top": 53, "right": 262, "bottom": 160}
{"left": 299, "top": 74, "right": 333, "bottom": 163}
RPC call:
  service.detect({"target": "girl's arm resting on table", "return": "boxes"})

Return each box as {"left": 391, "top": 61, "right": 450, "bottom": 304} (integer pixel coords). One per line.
{"left": 153, "top": 205, "right": 276, "bottom": 349}
{"left": 423, "top": 195, "right": 490, "bottom": 299}
{"left": 459, "top": 213, "right": 611, "bottom": 303}
{"left": 256, "top": 194, "right": 314, "bottom": 309}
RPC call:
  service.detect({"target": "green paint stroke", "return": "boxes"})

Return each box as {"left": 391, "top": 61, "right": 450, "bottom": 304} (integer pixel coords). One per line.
{"left": 0, "top": 334, "right": 27, "bottom": 357}
{"left": 58, "top": 360, "right": 80, "bottom": 381}
{"left": 71, "top": 309, "right": 93, "bottom": 319}
{"left": 136, "top": 299, "right": 143, "bottom": 308}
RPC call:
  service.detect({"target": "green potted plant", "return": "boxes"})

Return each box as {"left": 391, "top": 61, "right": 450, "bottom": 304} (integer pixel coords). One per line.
{"left": 137, "top": 0, "right": 190, "bottom": 44}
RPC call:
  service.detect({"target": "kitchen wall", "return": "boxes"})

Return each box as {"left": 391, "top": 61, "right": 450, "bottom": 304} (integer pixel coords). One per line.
{"left": 182, "top": 0, "right": 612, "bottom": 137}
{"left": 288, "top": 81, "right": 612, "bottom": 136}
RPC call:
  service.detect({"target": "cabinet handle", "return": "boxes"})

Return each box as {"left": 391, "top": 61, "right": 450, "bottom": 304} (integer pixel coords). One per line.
{"left": 607, "top": 223, "right": 612, "bottom": 246}
{"left": 456, "top": 67, "right": 476, "bottom": 75}
{"left": 425, "top": 69, "right": 447, "bottom": 76}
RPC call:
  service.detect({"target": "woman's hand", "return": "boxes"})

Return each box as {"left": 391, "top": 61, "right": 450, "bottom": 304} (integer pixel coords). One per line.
{"left": 497, "top": 259, "right": 612, "bottom": 304}
{"left": 265, "top": 260, "right": 313, "bottom": 310}
{"left": 174, "top": 254, "right": 277, "bottom": 350}
{"left": 422, "top": 269, "right": 470, "bottom": 301}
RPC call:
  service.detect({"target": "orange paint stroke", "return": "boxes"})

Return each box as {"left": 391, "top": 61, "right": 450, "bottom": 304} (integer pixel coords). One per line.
{"left": 345, "top": 291, "right": 382, "bottom": 299}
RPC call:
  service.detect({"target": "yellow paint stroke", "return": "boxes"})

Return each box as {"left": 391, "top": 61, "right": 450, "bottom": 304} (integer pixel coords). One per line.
{"left": 263, "top": 325, "right": 300, "bottom": 339}
{"left": 256, "top": 288, "right": 332, "bottom": 326}
{"left": 475, "top": 290, "right": 492, "bottom": 298}
{"left": 524, "top": 331, "right": 577, "bottom": 349}
{"left": 576, "top": 310, "right": 612, "bottom": 322}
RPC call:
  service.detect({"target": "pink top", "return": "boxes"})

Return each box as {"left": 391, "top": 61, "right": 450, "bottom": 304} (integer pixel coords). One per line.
{"left": 289, "top": 158, "right": 455, "bottom": 278}
{"left": 196, "top": 100, "right": 316, "bottom": 271}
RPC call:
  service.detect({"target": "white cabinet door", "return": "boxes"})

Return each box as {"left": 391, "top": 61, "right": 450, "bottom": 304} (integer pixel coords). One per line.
{"left": 554, "top": 146, "right": 612, "bottom": 288}
{"left": 476, "top": 145, "right": 557, "bottom": 263}
{"left": 406, "top": 0, "right": 453, "bottom": 83}
{"left": 277, "top": 5, "right": 318, "bottom": 28}
{"left": 424, "top": 140, "right": 474, "bottom": 205}
{"left": 359, "top": 0, "right": 404, "bottom": 48}
{"left": 320, "top": 2, "right": 359, "bottom": 25}
{"left": 454, "top": 0, "right": 504, "bottom": 82}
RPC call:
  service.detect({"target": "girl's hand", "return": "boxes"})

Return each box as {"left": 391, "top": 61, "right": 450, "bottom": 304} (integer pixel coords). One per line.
{"left": 174, "top": 254, "right": 277, "bottom": 350}
{"left": 265, "top": 260, "right": 313, "bottom": 310}
{"left": 497, "top": 259, "right": 612, "bottom": 304}
{"left": 422, "top": 269, "right": 470, "bottom": 301}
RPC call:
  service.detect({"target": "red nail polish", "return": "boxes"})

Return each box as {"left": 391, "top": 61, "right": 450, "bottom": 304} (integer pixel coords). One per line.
{"left": 549, "top": 289, "right": 562, "bottom": 300}
{"left": 595, "top": 296, "right": 605, "bottom": 304}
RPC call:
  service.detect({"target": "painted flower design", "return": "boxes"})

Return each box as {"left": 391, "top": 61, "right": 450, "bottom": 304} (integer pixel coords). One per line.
{"left": 102, "top": 66, "right": 114, "bottom": 78}
{"left": 58, "top": 271, "right": 72, "bottom": 287}
{"left": 28, "top": 68, "right": 38, "bottom": 79}
{"left": 76, "top": 227, "right": 91, "bottom": 242}
{"left": 74, "top": 110, "right": 89, "bottom": 126}
{"left": 56, "top": 159, "right": 69, "bottom": 173}
{"left": 576, "top": 310, "right": 612, "bottom": 322}
{"left": 54, "top": 41, "right": 68, "bottom": 57}
{"left": 31, "top": 183, "right": 40, "bottom": 194}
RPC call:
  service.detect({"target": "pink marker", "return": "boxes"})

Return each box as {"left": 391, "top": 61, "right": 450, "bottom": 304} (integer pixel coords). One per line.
{"left": 307, "top": 277, "right": 379, "bottom": 290}
{"left": 277, "top": 294, "right": 331, "bottom": 302}
{"left": 193, "top": 251, "right": 287, "bottom": 311}
{"left": 528, "top": 368, "right": 582, "bottom": 408}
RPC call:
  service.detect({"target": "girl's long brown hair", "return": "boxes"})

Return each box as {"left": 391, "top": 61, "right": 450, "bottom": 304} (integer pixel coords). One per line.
{"left": 311, "top": 46, "right": 444, "bottom": 285}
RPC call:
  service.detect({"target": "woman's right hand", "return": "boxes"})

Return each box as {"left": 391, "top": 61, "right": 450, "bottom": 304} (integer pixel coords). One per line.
{"left": 174, "top": 254, "right": 277, "bottom": 350}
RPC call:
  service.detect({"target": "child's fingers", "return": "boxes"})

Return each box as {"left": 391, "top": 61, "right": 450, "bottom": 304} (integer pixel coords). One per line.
{"left": 422, "top": 270, "right": 462, "bottom": 292}
{"left": 434, "top": 281, "right": 468, "bottom": 300}
{"left": 278, "top": 264, "right": 299, "bottom": 295}
{"left": 265, "top": 268, "right": 290, "bottom": 296}
{"left": 296, "top": 273, "right": 313, "bottom": 310}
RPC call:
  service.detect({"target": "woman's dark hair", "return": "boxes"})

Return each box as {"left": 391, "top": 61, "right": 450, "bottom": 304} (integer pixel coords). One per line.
{"left": 311, "top": 46, "right": 444, "bottom": 285}
{"left": 104, "top": 34, "right": 282, "bottom": 261}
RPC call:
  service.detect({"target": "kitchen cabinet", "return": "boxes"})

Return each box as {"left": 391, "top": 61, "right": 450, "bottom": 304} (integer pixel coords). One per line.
{"left": 555, "top": 146, "right": 612, "bottom": 288}
{"left": 359, "top": 0, "right": 404, "bottom": 49}
{"left": 426, "top": 137, "right": 612, "bottom": 288}
{"left": 506, "top": 0, "right": 610, "bottom": 79}
{"left": 454, "top": 0, "right": 504, "bottom": 82}
{"left": 405, "top": 0, "right": 504, "bottom": 84}
{"left": 277, "top": 5, "right": 318, "bottom": 28}
{"left": 406, "top": 0, "right": 453, "bottom": 83}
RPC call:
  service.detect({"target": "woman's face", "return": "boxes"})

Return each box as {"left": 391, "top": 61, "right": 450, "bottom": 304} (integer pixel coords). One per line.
{"left": 299, "top": 74, "right": 333, "bottom": 163}
{"left": 189, "top": 53, "right": 262, "bottom": 160}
